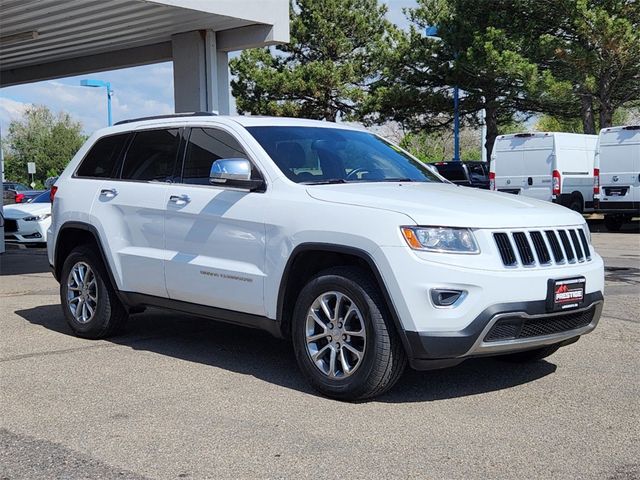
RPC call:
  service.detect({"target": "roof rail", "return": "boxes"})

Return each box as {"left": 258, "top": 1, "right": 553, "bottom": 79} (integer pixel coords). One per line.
{"left": 114, "top": 112, "right": 218, "bottom": 126}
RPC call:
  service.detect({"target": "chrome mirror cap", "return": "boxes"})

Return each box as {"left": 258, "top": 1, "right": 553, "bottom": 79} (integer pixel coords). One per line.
{"left": 210, "top": 158, "right": 252, "bottom": 184}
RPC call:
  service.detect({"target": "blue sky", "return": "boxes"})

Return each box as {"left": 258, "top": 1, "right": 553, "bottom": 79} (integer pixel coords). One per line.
{"left": 0, "top": 1, "right": 415, "bottom": 135}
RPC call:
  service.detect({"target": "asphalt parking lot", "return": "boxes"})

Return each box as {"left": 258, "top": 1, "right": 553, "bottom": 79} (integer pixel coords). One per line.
{"left": 1, "top": 220, "right": 638, "bottom": 480}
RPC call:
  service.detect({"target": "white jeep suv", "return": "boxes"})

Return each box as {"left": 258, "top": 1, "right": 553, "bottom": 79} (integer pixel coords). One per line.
{"left": 48, "top": 114, "right": 604, "bottom": 400}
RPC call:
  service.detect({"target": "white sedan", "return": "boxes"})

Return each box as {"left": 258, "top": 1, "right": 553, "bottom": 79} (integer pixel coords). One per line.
{"left": 3, "top": 190, "right": 52, "bottom": 244}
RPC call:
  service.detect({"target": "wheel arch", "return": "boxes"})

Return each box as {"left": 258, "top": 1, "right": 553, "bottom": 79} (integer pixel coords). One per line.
{"left": 54, "top": 221, "right": 120, "bottom": 295}
{"left": 276, "top": 243, "right": 412, "bottom": 355}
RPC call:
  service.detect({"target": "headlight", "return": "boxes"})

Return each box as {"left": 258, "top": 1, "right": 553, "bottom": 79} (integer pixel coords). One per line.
{"left": 23, "top": 214, "right": 51, "bottom": 222}
{"left": 401, "top": 226, "right": 479, "bottom": 253}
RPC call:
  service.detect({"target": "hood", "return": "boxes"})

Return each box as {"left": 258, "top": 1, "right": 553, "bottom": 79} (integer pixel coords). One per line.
{"left": 3, "top": 202, "right": 51, "bottom": 220}
{"left": 306, "top": 182, "right": 584, "bottom": 228}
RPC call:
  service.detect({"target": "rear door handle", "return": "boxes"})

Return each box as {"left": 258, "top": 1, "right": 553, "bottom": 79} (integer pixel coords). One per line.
{"left": 100, "top": 188, "right": 118, "bottom": 198}
{"left": 527, "top": 177, "right": 533, "bottom": 186}
{"left": 169, "top": 194, "right": 190, "bottom": 205}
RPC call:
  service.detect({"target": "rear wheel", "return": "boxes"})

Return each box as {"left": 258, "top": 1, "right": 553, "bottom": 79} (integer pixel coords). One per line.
{"left": 604, "top": 214, "right": 624, "bottom": 231}
{"left": 60, "top": 245, "right": 127, "bottom": 339}
{"left": 568, "top": 195, "right": 583, "bottom": 213}
{"left": 292, "top": 267, "right": 406, "bottom": 401}
{"left": 498, "top": 343, "right": 562, "bottom": 363}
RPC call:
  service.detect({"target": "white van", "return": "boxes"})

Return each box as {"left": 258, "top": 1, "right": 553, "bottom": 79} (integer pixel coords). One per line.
{"left": 594, "top": 125, "right": 640, "bottom": 231}
{"left": 490, "top": 132, "right": 597, "bottom": 213}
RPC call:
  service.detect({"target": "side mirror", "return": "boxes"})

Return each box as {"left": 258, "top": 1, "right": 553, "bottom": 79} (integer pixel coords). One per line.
{"left": 209, "top": 158, "right": 264, "bottom": 191}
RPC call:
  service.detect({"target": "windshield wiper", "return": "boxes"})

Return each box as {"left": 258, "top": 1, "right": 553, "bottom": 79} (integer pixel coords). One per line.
{"left": 379, "top": 177, "right": 414, "bottom": 182}
{"left": 301, "top": 178, "right": 347, "bottom": 185}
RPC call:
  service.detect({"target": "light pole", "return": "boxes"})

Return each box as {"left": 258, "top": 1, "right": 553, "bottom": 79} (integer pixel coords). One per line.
{"left": 80, "top": 79, "right": 113, "bottom": 126}
{"left": 425, "top": 26, "right": 460, "bottom": 162}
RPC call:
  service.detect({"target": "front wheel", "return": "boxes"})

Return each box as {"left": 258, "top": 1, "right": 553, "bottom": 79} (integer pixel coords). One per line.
{"left": 292, "top": 267, "right": 406, "bottom": 401}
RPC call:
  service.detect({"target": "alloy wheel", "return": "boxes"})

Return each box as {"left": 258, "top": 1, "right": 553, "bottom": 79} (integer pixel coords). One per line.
{"left": 305, "top": 291, "right": 366, "bottom": 378}
{"left": 66, "top": 261, "right": 98, "bottom": 324}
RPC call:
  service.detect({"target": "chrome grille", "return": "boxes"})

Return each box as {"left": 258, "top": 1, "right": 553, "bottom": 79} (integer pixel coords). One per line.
{"left": 493, "top": 227, "right": 592, "bottom": 268}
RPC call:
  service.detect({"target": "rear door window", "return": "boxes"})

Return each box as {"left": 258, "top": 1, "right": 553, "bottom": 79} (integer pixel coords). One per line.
{"left": 76, "top": 133, "right": 130, "bottom": 178}
{"left": 121, "top": 129, "right": 181, "bottom": 181}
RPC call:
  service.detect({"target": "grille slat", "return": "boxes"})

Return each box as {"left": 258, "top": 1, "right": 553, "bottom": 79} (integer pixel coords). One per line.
{"left": 530, "top": 231, "right": 551, "bottom": 264}
{"left": 494, "top": 232, "right": 517, "bottom": 266}
{"left": 494, "top": 228, "right": 592, "bottom": 267}
{"left": 484, "top": 306, "right": 595, "bottom": 342}
{"left": 569, "top": 229, "right": 584, "bottom": 261}
{"left": 578, "top": 229, "right": 591, "bottom": 259}
{"left": 558, "top": 230, "right": 575, "bottom": 262}
{"left": 545, "top": 230, "right": 565, "bottom": 263}
{"left": 512, "top": 232, "right": 535, "bottom": 265}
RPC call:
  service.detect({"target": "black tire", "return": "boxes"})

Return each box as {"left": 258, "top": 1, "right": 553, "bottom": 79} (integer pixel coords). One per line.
{"left": 604, "top": 215, "right": 623, "bottom": 232}
{"left": 60, "top": 245, "right": 127, "bottom": 339}
{"left": 291, "top": 266, "right": 406, "bottom": 401}
{"left": 568, "top": 195, "right": 583, "bottom": 213}
{"left": 498, "top": 343, "right": 562, "bottom": 363}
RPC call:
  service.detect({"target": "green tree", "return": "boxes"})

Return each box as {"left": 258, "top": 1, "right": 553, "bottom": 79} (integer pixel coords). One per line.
{"left": 536, "top": 0, "right": 640, "bottom": 133}
{"left": 534, "top": 109, "right": 629, "bottom": 133}
{"left": 363, "top": 0, "right": 548, "bottom": 161}
{"left": 3, "top": 105, "right": 85, "bottom": 187}
{"left": 400, "top": 128, "right": 483, "bottom": 163}
{"left": 230, "top": 0, "right": 394, "bottom": 121}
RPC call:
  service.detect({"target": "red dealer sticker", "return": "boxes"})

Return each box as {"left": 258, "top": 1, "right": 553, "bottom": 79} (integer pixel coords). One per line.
{"left": 547, "top": 277, "right": 586, "bottom": 312}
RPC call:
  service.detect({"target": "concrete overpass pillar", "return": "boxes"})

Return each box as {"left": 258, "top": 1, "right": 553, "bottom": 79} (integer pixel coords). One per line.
{"left": 171, "top": 30, "right": 230, "bottom": 115}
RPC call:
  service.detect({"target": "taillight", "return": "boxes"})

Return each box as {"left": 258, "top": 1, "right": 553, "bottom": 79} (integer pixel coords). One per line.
{"left": 489, "top": 171, "right": 496, "bottom": 190}
{"left": 593, "top": 168, "right": 600, "bottom": 197}
{"left": 15, "top": 193, "right": 25, "bottom": 203}
{"left": 50, "top": 185, "right": 58, "bottom": 203}
{"left": 552, "top": 170, "right": 561, "bottom": 196}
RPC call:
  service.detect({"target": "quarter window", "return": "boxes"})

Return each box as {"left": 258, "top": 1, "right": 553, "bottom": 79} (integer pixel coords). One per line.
{"left": 121, "top": 129, "right": 180, "bottom": 181}
{"left": 76, "top": 133, "right": 129, "bottom": 178}
{"left": 182, "top": 128, "right": 249, "bottom": 185}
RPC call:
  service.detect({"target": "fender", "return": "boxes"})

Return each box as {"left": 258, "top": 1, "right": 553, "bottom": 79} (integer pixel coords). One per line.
{"left": 54, "top": 221, "right": 122, "bottom": 299}
{"left": 276, "top": 242, "right": 414, "bottom": 357}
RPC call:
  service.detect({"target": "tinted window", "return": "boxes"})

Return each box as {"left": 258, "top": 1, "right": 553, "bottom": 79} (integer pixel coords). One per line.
{"left": 4, "top": 183, "right": 28, "bottom": 191}
{"left": 435, "top": 164, "right": 467, "bottom": 181}
{"left": 467, "top": 163, "right": 488, "bottom": 181}
{"left": 246, "top": 126, "right": 441, "bottom": 184}
{"left": 121, "top": 129, "right": 180, "bottom": 181}
{"left": 76, "top": 133, "right": 129, "bottom": 178}
{"left": 182, "top": 128, "right": 249, "bottom": 185}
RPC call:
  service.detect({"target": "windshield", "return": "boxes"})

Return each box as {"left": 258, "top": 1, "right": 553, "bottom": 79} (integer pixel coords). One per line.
{"left": 246, "top": 126, "right": 442, "bottom": 184}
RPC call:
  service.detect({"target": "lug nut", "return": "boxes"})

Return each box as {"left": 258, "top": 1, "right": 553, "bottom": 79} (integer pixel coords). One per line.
{"left": 328, "top": 323, "right": 334, "bottom": 329}
{"left": 343, "top": 334, "right": 347, "bottom": 340}
{"left": 337, "top": 323, "right": 343, "bottom": 328}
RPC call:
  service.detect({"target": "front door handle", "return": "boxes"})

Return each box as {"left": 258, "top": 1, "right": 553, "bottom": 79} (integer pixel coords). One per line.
{"left": 169, "top": 194, "right": 190, "bottom": 205}
{"left": 100, "top": 188, "right": 118, "bottom": 198}
{"left": 527, "top": 177, "right": 533, "bottom": 186}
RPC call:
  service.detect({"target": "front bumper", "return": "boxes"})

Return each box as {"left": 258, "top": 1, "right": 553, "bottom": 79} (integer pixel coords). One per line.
{"left": 405, "top": 292, "right": 603, "bottom": 370}
{"left": 3, "top": 217, "right": 50, "bottom": 243}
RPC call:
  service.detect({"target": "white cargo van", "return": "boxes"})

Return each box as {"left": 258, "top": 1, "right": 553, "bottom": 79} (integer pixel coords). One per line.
{"left": 594, "top": 125, "right": 640, "bottom": 231}
{"left": 490, "top": 132, "right": 597, "bottom": 213}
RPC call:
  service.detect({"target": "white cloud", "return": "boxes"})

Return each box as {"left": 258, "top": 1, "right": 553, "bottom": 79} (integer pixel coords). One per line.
{"left": 0, "top": 62, "right": 175, "bottom": 135}
{"left": 0, "top": 97, "right": 32, "bottom": 132}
